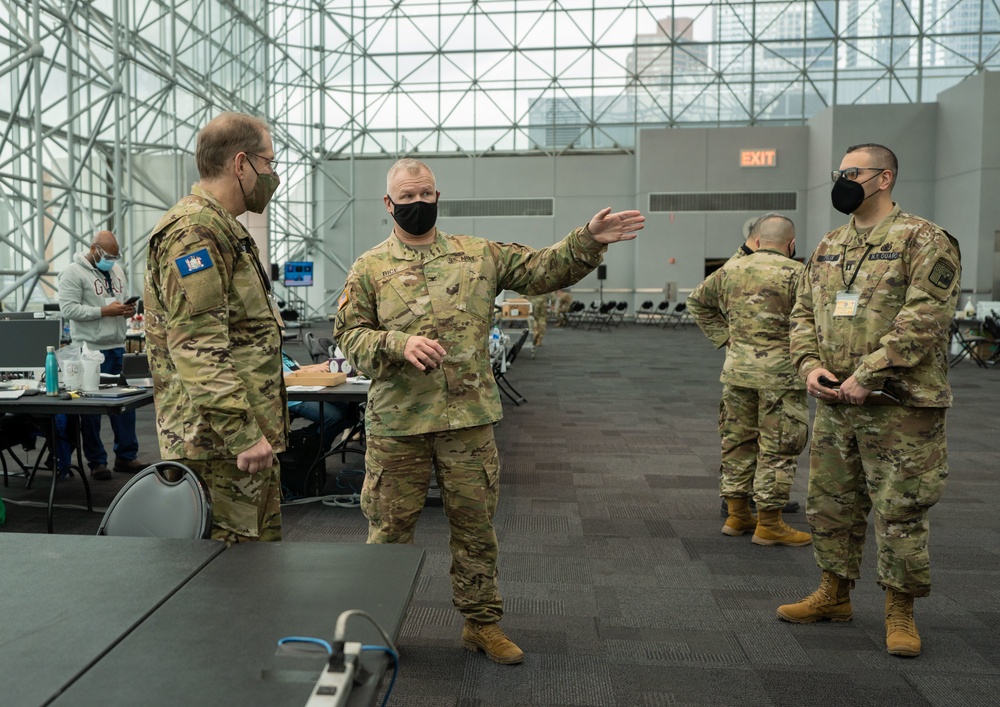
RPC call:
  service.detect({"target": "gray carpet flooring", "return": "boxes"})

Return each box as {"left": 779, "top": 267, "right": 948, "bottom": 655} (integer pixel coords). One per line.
{"left": 3, "top": 323, "right": 999, "bottom": 706}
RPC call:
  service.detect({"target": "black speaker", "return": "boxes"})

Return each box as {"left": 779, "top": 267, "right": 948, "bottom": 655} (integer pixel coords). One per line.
{"left": 597, "top": 265, "right": 607, "bottom": 281}
{"left": 270, "top": 263, "right": 280, "bottom": 281}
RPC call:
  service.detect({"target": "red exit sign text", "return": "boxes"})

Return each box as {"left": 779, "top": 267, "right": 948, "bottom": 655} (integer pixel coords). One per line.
{"left": 740, "top": 149, "right": 777, "bottom": 167}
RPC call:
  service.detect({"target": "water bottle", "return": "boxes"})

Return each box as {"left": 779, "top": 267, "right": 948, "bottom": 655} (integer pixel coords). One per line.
{"left": 45, "top": 345, "right": 59, "bottom": 396}
{"left": 490, "top": 326, "right": 501, "bottom": 354}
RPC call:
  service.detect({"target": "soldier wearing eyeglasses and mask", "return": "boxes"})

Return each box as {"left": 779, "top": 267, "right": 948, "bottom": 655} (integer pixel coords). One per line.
{"left": 777, "top": 143, "right": 961, "bottom": 658}
{"left": 144, "top": 112, "right": 287, "bottom": 545}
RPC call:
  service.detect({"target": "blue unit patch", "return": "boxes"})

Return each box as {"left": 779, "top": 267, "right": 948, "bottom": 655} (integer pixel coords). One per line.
{"left": 175, "top": 248, "right": 214, "bottom": 277}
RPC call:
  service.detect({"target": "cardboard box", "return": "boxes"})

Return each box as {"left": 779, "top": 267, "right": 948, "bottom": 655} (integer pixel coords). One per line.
{"left": 501, "top": 299, "right": 531, "bottom": 319}
{"left": 284, "top": 370, "right": 347, "bottom": 387}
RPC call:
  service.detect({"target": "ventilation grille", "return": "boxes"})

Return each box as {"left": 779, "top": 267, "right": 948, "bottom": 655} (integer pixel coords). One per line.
{"left": 649, "top": 192, "right": 797, "bottom": 212}
{"left": 439, "top": 198, "right": 554, "bottom": 218}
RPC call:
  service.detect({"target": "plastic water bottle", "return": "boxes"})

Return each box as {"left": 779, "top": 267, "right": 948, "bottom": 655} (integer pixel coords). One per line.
{"left": 490, "top": 326, "right": 501, "bottom": 354}
{"left": 45, "top": 345, "right": 59, "bottom": 396}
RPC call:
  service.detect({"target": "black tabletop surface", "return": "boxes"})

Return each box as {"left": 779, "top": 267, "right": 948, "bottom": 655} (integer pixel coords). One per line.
{"left": 1, "top": 533, "right": 224, "bottom": 707}
{"left": 52, "top": 542, "right": 424, "bottom": 707}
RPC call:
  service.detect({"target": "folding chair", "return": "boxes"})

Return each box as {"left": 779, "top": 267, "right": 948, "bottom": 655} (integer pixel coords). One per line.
{"left": 588, "top": 301, "right": 616, "bottom": 331}
{"left": 634, "top": 300, "right": 654, "bottom": 325}
{"left": 980, "top": 315, "right": 1000, "bottom": 365}
{"left": 493, "top": 329, "right": 529, "bottom": 405}
{"left": 663, "top": 302, "right": 690, "bottom": 328}
{"left": 648, "top": 301, "right": 670, "bottom": 326}
{"left": 304, "top": 331, "right": 332, "bottom": 363}
{"left": 949, "top": 320, "right": 990, "bottom": 368}
{"left": 611, "top": 301, "right": 629, "bottom": 327}
{"left": 97, "top": 461, "right": 213, "bottom": 539}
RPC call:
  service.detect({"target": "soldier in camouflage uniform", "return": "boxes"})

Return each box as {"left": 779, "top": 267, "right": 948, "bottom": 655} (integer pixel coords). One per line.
{"left": 334, "top": 158, "right": 643, "bottom": 665}
{"left": 525, "top": 293, "right": 549, "bottom": 346}
{"left": 776, "top": 144, "right": 961, "bottom": 658}
{"left": 144, "top": 112, "right": 288, "bottom": 545}
{"left": 688, "top": 214, "right": 810, "bottom": 547}
{"left": 554, "top": 289, "right": 574, "bottom": 327}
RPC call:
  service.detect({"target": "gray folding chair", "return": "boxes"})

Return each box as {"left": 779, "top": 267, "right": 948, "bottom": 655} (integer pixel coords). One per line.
{"left": 97, "top": 461, "right": 213, "bottom": 539}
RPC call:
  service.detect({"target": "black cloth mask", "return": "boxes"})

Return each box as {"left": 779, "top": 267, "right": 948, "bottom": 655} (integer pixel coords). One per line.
{"left": 388, "top": 196, "right": 438, "bottom": 236}
{"left": 831, "top": 172, "right": 882, "bottom": 215}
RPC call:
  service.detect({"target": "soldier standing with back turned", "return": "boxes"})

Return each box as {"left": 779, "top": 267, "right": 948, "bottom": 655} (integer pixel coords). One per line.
{"left": 688, "top": 214, "right": 810, "bottom": 547}
{"left": 776, "top": 143, "right": 961, "bottom": 658}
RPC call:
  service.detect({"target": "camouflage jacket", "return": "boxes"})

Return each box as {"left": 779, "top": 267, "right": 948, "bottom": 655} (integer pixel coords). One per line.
{"left": 143, "top": 184, "right": 288, "bottom": 459}
{"left": 790, "top": 204, "right": 961, "bottom": 407}
{"left": 688, "top": 249, "right": 805, "bottom": 389}
{"left": 334, "top": 227, "right": 607, "bottom": 436}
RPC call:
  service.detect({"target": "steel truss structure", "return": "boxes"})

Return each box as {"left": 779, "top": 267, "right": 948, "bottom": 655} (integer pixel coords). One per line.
{"left": 3, "top": 0, "right": 998, "bottom": 312}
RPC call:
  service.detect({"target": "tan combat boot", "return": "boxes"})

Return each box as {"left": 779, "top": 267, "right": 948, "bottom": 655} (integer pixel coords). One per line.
{"left": 462, "top": 620, "right": 525, "bottom": 665}
{"left": 721, "top": 497, "right": 758, "bottom": 537}
{"left": 885, "top": 588, "right": 921, "bottom": 657}
{"left": 776, "top": 570, "right": 854, "bottom": 623}
{"left": 752, "top": 508, "right": 812, "bottom": 547}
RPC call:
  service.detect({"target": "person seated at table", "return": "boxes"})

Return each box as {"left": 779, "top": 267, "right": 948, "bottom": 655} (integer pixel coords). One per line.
{"left": 281, "top": 350, "right": 350, "bottom": 442}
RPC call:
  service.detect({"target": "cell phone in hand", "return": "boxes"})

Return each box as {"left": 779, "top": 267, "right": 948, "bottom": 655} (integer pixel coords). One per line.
{"left": 817, "top": 375, "right": 840, "bottom": 389}
{"left": 123, "top": 295, "right": 140, "bottom": 305}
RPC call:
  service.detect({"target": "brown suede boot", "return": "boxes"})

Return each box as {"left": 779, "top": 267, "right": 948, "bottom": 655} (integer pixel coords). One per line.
{"left": 462, "top": 620, "right": 524, "bottom": 665}
{"left": 885, "top": 588, "right": 921, "bottom": 657}
{"left": 721, "top": 497, "right": 758, "bottom": 537}
{"left": 776, "top": 570, "right": 854, "bottom": 623}
{"left": 752, "top": 508, "right": 812, "bottom": 547}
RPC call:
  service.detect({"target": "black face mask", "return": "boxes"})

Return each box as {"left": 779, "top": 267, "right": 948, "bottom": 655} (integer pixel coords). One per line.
{"left": 831, "top": 172, "right": 882, "bottom": 215}
{"left": 388, "top": 196, "right": 438, "bottom": 236}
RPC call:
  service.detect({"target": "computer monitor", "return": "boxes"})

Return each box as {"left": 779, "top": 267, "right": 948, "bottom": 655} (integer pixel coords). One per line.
{"left": 0, "top": 311, "right": 46, "bottom": 320}
{"left": 283, "top": 261, "right": 313, "bottom": 287}
{"left": 0, "top": 319, "right": 63, "bottom": 372}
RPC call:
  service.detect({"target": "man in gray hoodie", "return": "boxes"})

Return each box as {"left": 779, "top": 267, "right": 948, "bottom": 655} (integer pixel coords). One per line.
{"left": 57, "top": 231, "right": 146, "bottom": 480}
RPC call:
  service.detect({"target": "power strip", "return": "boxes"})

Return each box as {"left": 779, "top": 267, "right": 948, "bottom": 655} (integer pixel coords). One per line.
{"left": 305, "top": 641, "right": 362, "bottom": 706}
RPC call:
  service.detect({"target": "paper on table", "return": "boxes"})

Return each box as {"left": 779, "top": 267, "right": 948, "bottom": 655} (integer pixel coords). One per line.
{"left": 286, "top": 385, "right": 326, "bottom": 392}
{"left": 0, "top": 389, "right": 25, "bottom": 399}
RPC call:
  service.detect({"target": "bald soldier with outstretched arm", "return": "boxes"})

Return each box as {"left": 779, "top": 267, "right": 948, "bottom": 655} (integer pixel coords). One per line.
{"left": 335, "top": 158, "right": 643, "bottom": 665}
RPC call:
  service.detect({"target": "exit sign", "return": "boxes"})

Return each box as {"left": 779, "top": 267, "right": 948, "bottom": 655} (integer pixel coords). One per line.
{"left": 740, "top": 149, "right": 777, "bottom": 167}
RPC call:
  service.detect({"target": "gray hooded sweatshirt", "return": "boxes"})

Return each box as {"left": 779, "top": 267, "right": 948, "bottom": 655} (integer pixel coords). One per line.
{"left": 57, "top": 251, "right": 129, "bottom": 350}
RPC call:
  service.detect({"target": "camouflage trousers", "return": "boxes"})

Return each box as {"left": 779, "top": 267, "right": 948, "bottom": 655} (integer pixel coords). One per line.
{"left": 719, "top": 384, "right": 808, "bottom": 510}
{"left": 180, "top": 456, "right": 282, "bottom": 545}
{"left": 363, "top": 425, "right": 502, "bottom": 623}
{"left": 533, "top": 313, "right": 547, "bottom": 346}
{"left": 807, "top": 404, "right": 948, "bottom": 596}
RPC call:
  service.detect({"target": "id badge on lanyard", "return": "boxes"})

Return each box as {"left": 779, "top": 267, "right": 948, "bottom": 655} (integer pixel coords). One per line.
{"left": 834, "top": 291, "right": 859, "bottom": 317}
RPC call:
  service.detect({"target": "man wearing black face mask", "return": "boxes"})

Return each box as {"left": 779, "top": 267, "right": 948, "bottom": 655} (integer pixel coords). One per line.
{"left": 335, "top": 158, "right": 644, "bottom": 665}
{"left": 777, "top": 144, "right": 961, "bottom": 659}
{"left": 143, "top": 112, "right": 288, "bottom": 544}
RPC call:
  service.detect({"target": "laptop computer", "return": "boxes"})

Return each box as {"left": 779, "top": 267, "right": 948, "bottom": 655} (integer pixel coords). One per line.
{"left": 121, "top": 354, "right": 154, "bottom": 388}
{"left": 81, "top": 386, "right": 146, "bottom": 399}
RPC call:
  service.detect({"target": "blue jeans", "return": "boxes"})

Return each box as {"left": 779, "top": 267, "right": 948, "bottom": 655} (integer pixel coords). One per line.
{"left": 79, "top": 347, "right": 138, "bottom": 467}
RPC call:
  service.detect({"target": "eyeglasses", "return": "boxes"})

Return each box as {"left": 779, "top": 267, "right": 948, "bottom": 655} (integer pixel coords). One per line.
{"left": 247, "top": 153, "right": 279, "bottom": 172}
{"left": 830, "top": 167, "right": 887, "bottom": 182}
{"left": 93, "top": 245, "right": 121, "bottom": 261}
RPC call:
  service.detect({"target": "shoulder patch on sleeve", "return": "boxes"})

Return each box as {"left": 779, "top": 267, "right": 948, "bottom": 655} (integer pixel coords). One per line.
{"left": 175, "top": 248, "right": 214, "bottom": 277}
{"left": 928, "top": 257, "right": 956, "bottom": 290}
{"left": 338, "top": 288, "right": 349, "bottom": 310}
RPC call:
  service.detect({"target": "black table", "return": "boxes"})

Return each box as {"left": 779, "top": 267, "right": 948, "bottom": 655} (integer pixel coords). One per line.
{"left": 51, "top": 542, "right": 424, "bottom": 707}
{"left": 1, "top": 533, "right": 224, "bottom": 707}
{"left": 0, "top": 390, "right": 154, "bottom": 532}
{"left": 286, "top": 380, "right": 371, "bottom": 404}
